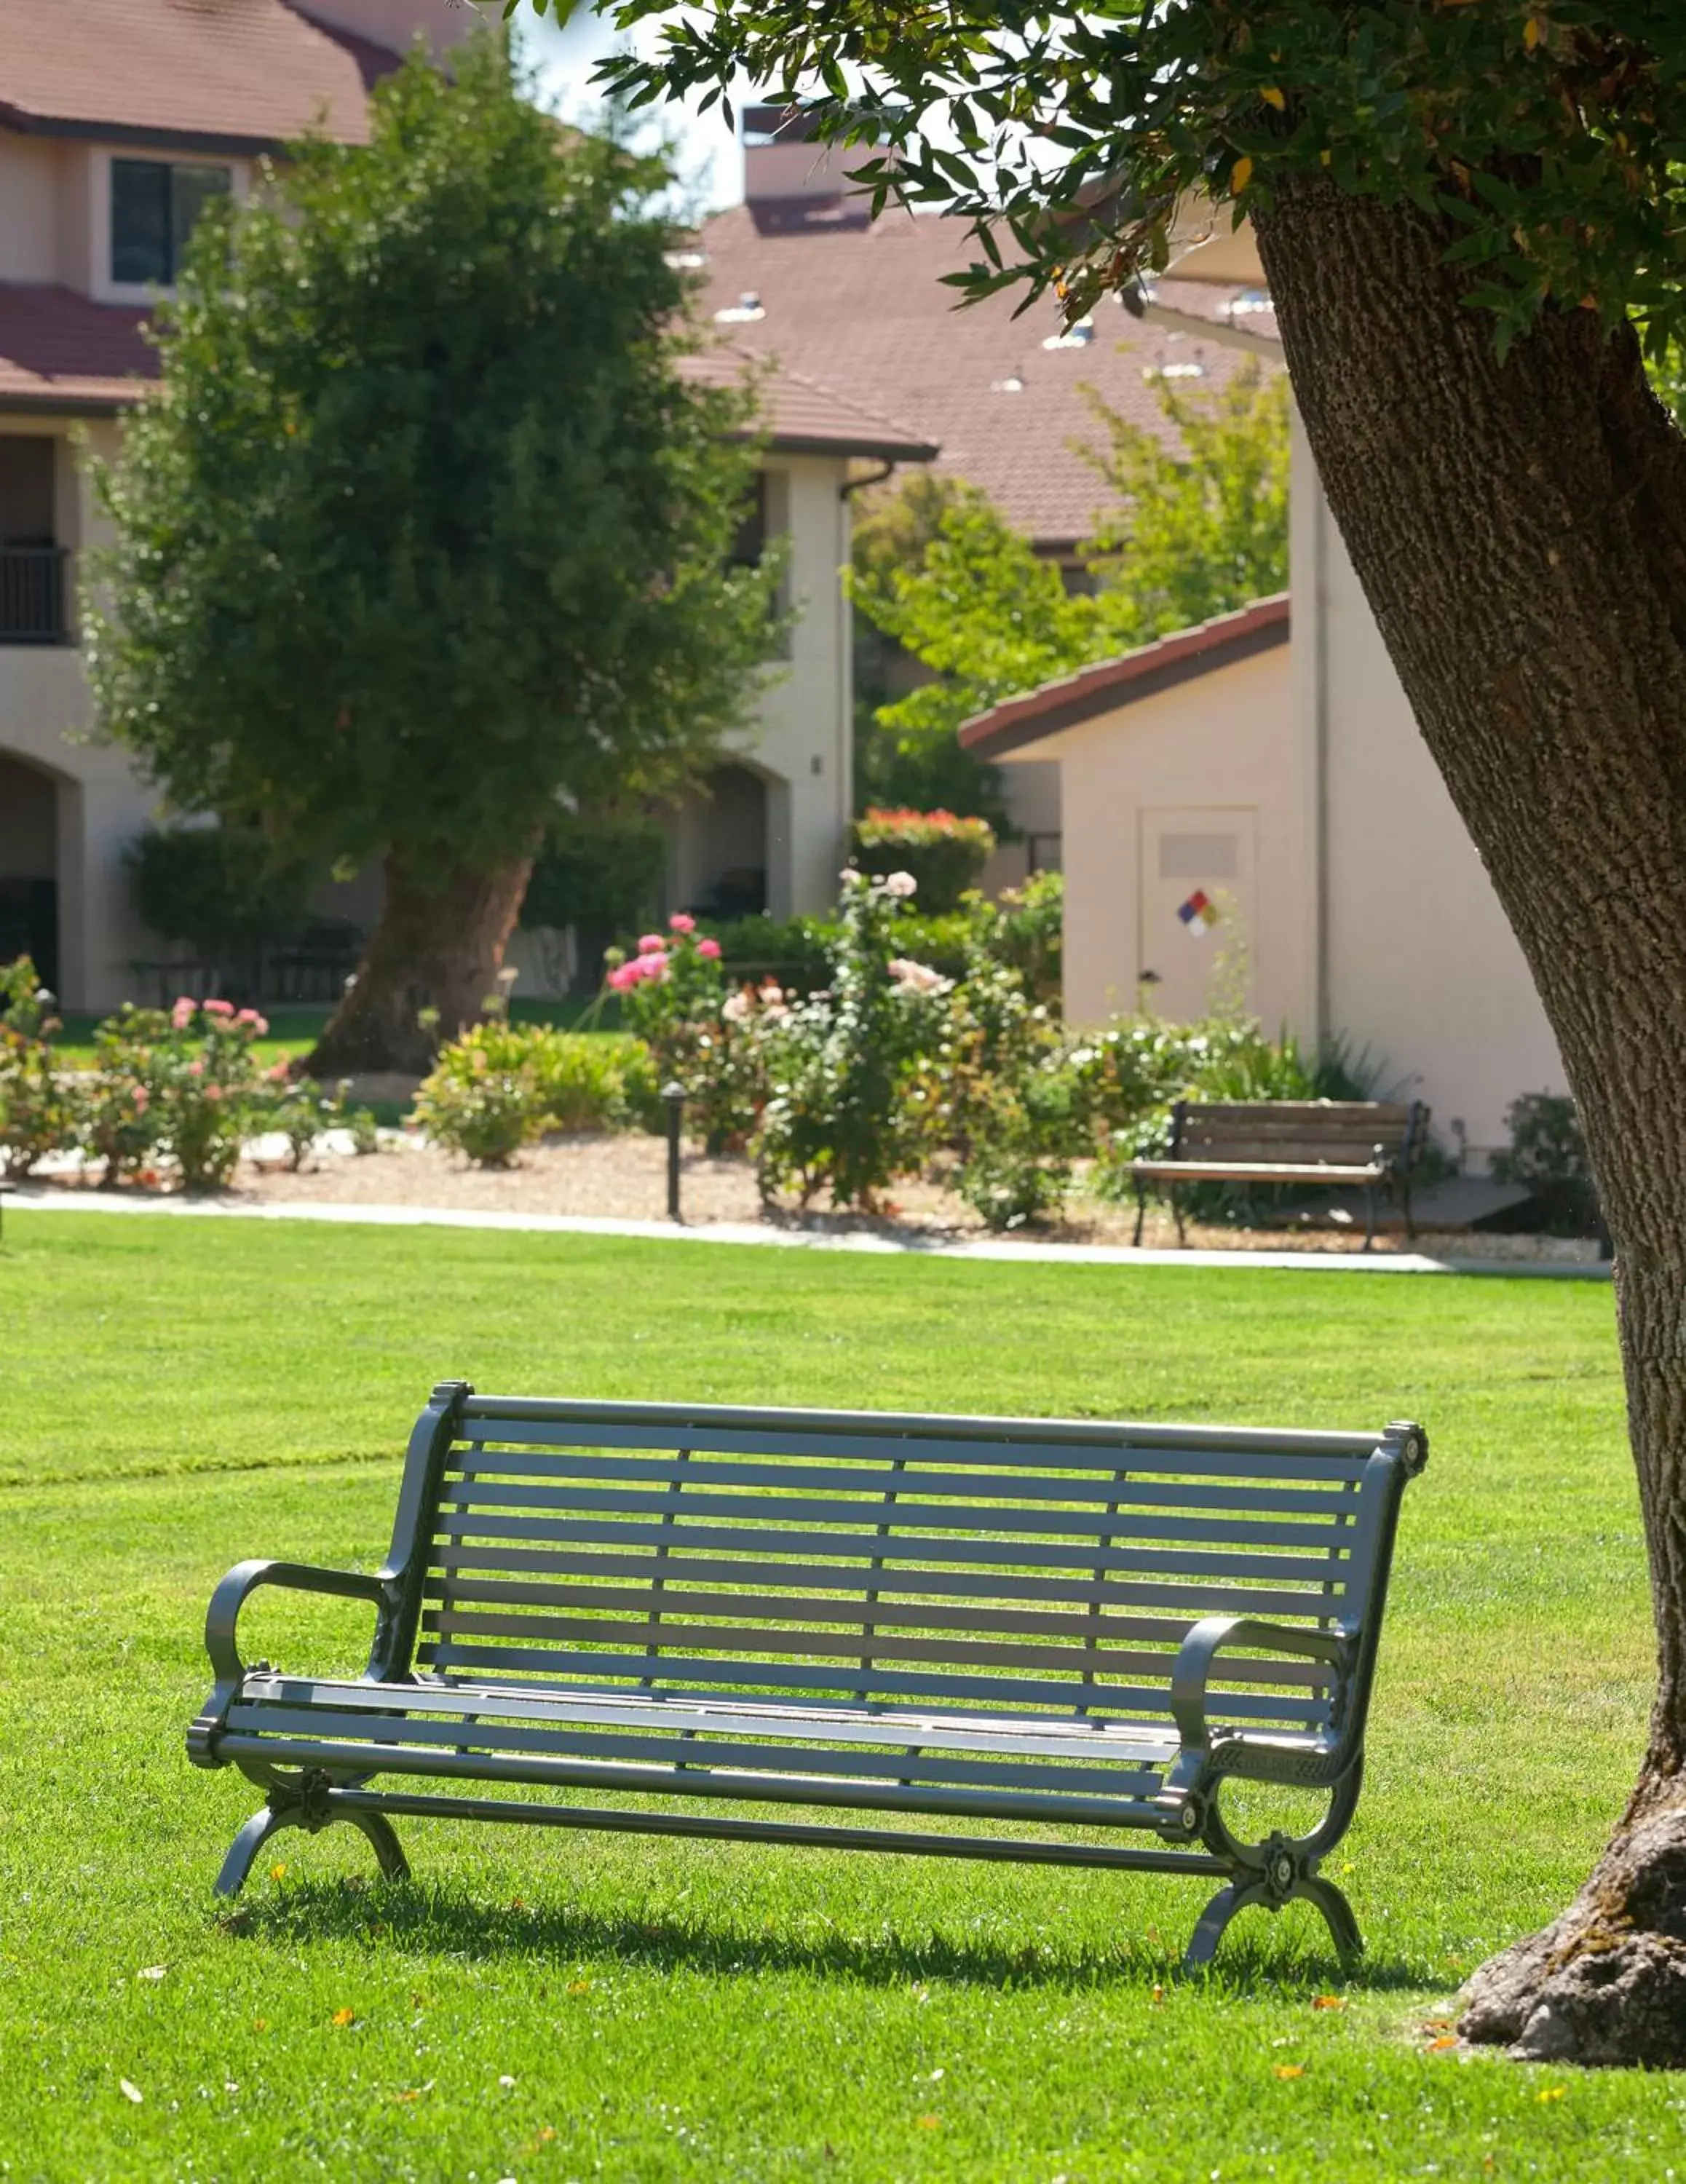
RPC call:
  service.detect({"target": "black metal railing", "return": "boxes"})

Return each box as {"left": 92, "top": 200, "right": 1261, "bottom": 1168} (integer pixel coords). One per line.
{"left": 0, "top": 546, "right": 70, "bottom": 644}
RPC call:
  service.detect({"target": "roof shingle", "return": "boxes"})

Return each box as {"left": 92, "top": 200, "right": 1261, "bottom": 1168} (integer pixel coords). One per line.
{"left": 681, "top": 343, "right": 938, "bottom": 462}
{"left": 0, "top": 0, "right": 375, "bottom": 148}
{"left": 0, "top": 282, "right": 155, "bottom": 408}
{"left": 696, "top": 197, "right": 1281, "bottom": 549}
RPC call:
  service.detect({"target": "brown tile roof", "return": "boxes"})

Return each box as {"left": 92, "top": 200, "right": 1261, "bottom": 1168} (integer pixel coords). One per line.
{"left": 0, "top": 282, "right": 155, "bottom": 408}
{"left": 695, "top": 199, "right": 1281, "bottom": 549}
{"left": 681, "top": 343, "right": 938, "bottom": 462}
{"left": 959, "top": 593, "right": 1291, "bottom": 759}
{"left": 0, "top": 0, "right": 376, "bottom": 149}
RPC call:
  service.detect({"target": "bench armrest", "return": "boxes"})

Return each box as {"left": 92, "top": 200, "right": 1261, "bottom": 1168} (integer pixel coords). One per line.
{"left": 205, "top": 1558, "right": 400, "bottom": 1686}
{"left": 1170, "top": 1614, "right": 1353, "bottom": 1770}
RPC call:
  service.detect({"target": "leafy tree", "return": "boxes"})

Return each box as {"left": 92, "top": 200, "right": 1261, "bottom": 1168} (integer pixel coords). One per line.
{"left": 579, "top": 0, "right": 1686, "bottom": 2065}
{"left": 1081, "top": 359, "right": 1291, "bottom": 637}
{"left": 850, "top": 361, "right": 1288, "bottom": 819}
{"left": 88, "top": 39, "right": 775, "bottom": 1077}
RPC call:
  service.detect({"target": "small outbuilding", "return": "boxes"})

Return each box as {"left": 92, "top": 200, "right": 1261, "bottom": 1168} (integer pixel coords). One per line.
{"left": 961, "top": 573, "right": 1567, "bottom": 1166}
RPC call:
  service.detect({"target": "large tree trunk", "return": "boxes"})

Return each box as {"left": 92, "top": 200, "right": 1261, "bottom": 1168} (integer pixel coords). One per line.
{"left": 304, "top": 848, "right": 534, "bottom": 1080}
{"left": 1252, "top": 177, "right": 1686, "bottom": 2066}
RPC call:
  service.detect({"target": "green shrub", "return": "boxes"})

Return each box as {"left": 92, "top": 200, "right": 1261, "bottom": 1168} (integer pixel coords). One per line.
{"left": 413, "top": 1024, "right": 550, "bottom": 1166}
{"left": 81, "top": 1003, "right": 171, "bottom": 1183}
{"left": 0, "top": 957, "right": 74, "bottom": 1179}
{"left": 754, "top": 872, "right": 949, "bottom": 1208}
{"left": 415, "top": 1023, "right": 659, "bottom": 1165}
{"left": 1493, "top": 1091, "right": 1602, "bottom": 1235}
{"left": 521, "top": 811, "right": 667, "bottom": 937}
{"left": 124, "top": 826, "right": 313, "bottom": 973}
{"left": 849, "top": 807, "right": 996, "bottom": 914}
{"left": 150, "top": 997, "right": 277, "bottom": 1189}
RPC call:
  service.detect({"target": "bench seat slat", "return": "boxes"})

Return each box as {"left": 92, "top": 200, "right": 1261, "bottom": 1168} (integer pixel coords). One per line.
{"left": 240, "top": 1674, "right": 1190, "bottom": 1758}
{"left": 416, "top": 1641, "right": 1331, "bottom": 1722}
{"left": 428, "top": 1545, "right": 1348, "bottom": 1619}
{"left": 431, "top": 1511, "right": 1355, "bottom": 1586}
{"left": 438, "top": 1480, "right": 1352, "bottom": 1551}
{"left": 421, "top": 1577, "right": 1339, "bottom": 1665}
{"left": 448, "top": 1451, "right": 1365, "bottom": 1517}
{"left": 1131, "top": 1160, "right": 1388, "bottom": 1184}
{"left": 226, "top": 1704, "right": 1171, "bottom": 1797}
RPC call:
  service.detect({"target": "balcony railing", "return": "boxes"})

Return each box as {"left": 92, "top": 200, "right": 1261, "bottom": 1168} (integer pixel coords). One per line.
{"left": 0, "top": 547, "right": 71, "bottom": 644}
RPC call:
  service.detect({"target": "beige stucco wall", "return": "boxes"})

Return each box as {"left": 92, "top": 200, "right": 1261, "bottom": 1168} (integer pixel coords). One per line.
{"left": 1005, "top": 641, "right": 1307, "bottom": 1032}
{"left": 720, "top": 452, "right": 853, "bottom": 917}
{"left": 0, "top": 418, "right": 158, "bottom": 1011}
{"left": 1294, "top": 414, "right": 1565, "bottom": 1158}
{"left": 0, "top": 134, "right": 61, "bottom": 285}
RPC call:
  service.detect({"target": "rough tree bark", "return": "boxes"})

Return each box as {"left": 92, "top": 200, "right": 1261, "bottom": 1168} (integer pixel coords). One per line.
{"left": 303, "top": 848, "right": 534, "bottom": 1080}
{"left": 1253, "top": 176, "right": 1686, "bottom": 2066}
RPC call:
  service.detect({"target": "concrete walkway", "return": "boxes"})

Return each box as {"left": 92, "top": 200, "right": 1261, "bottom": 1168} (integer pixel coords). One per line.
{"left": 1, "top": 1183, "right": 1610, "bottom": 1278}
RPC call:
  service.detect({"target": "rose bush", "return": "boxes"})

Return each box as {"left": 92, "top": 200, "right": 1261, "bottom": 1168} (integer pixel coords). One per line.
{"left": 0, "top": 957, "right": 74, "bottom": 1179}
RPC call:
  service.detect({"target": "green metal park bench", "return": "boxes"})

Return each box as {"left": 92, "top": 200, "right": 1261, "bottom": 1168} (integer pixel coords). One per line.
{"left": 187, "top": 1384, "right": 1428, "bottom": 1969}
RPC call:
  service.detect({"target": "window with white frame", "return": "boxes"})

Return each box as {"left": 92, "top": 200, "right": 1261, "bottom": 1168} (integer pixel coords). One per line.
{"left": 110, "top": 159, "right": 231, "bottom": 287}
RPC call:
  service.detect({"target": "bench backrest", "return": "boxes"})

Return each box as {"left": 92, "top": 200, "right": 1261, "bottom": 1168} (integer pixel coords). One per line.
{"left": 1169, "top": 1099, "right": 1428, "bottom": 1170}
{"left": 374, "top": 1389, "right": 1425, "bottom": 1749}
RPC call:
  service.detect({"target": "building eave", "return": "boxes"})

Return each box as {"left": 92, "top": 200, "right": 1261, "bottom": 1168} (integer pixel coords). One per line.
{"left": 959, "top": 593, "right": 1291, "bottom": 760}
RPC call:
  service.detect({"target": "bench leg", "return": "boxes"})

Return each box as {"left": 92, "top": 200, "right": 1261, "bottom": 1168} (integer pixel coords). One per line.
{"left": 1294, "top": 1872, "right": 1363, "bottom": 1962}
{"left": 1184, "top": 1876, "right": 1274, "bottom": 1967}
{"left": 1363, "top": 1182, "right": 1377, "bottom": 1251}
{"left": 213, "top": 1778, "right": 411, "bottom": 1899}
{"left": 1184, "top": 1866, "right": 1363, "bottom": 1971}
{"left": 1132, "top": 1181, "right": 1147, "bottom": 1249}
{"left": 1171, "top": 1187, "right": 1187, "bottom": 1246}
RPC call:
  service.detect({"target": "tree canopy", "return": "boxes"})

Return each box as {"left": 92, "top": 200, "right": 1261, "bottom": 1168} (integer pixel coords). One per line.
{"left": 89, "top": 36, "right": 777, "bottom": 1069}
{"left": 590, "top": 1, "right": 1686, "bottom": 360}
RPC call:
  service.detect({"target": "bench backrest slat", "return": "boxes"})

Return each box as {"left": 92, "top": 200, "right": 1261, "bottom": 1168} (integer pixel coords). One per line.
{"left": 386, "top": 1397, "right": 1418, "bottom": 1743}
{"left": 1167, "top": 1100, "right": 1426, "bottom": 1168}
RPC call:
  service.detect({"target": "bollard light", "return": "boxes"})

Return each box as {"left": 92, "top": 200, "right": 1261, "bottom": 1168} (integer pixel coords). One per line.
{"left": 661, "top": 1081, "right": 686, "bottom": 1223}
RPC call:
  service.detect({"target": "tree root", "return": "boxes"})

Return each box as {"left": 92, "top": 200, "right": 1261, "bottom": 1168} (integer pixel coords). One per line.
{"left": 1460, "top": 1808, "right": 1686, "bottom": 2068}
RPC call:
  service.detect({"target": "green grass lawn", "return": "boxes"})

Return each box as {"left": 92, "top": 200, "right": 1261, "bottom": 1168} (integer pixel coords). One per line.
{"left": 2, "top": 1214, "right": 1679, "bottom": 2181}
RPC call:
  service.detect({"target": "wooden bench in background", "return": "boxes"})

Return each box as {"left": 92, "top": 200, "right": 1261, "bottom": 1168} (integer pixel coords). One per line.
{"left": 1130, "top": 1099, "right": 1430, "bottom": 1250}
{"left": 189, "top": 1382, "right": 1428, "bottom": 1969}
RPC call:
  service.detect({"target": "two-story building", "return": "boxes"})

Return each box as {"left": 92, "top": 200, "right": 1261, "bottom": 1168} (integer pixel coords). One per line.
{"left": 0, "top": 4, "right": 926, "bottom": 1010}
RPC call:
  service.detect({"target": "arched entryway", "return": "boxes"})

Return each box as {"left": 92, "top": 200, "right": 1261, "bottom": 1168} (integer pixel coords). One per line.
{"left": 0, "top": 748, "right": 59, "bottom": 992}
{"left": 667, "top": 761, "right": 772, "bottom": 919}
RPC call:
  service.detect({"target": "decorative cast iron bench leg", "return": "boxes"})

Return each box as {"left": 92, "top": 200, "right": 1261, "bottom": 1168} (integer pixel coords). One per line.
{"left": 1182, "top": 1769, "right": 1366, "bottom": 1971}
{"left": 214, "top": 1777, "right": 410, "bottom": 1898}
{"left": 1182, "top": 1864, "right": 1363, "bottom": 1971}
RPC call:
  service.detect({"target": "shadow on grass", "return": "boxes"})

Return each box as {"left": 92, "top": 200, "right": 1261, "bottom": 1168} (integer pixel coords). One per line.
{"left": 220, "top": 1875, "right": 1429, "bottom": 1997}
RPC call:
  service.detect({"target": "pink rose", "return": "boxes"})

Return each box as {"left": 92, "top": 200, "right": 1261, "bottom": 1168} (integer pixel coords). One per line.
{"left": 638, "top": 933, "right": 665, "bottom": 955}
{"left": 607, "top": 961, "right": 639, "bottom": 992}
{"left": 203, "top": 998, "right": 234, "bottom": 1017}
{"left": 237, "top": 1008, "right": 269, "bottom": 1034}
{"left": 171, "top": 997, "right": 195, "bottom": 1030}
{"left": 668, "top": 913, "right": 697, "bottom": 935}
{"left": 266, "top": 1061, "right": 291, "bottom": 1083}
{"left": 187, "top": 1057, "right": 205, "bottom": 1076}
{"left": 696, "top": 936, "right": 722, "bottom": 960}
{"left": 131, "top": 1084, "right": 149, "bottom": 1112}
{"left": 204, "top": 1083, "right": 223, "bottom": 1101}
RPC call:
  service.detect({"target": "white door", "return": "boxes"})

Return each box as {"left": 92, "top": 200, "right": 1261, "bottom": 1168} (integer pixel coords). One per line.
{"left": 1138, "top": 809, "right": 1258, "bottom": 1022}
